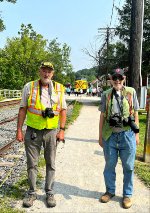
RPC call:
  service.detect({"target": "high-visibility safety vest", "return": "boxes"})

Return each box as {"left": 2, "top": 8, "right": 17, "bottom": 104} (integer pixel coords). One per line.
{"left": 102, "top": 86, "right": 135, "bottom": 140}
{"left": 26, "top": 80, "right": 64, "bottom": 130}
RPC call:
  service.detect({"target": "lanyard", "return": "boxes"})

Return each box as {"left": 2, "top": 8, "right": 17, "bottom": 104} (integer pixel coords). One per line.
{"left": 110, "top": 88, "right": 124, "bottom": 116}
{"left": 39, "top": 80, "right": 53, "bottom": 108}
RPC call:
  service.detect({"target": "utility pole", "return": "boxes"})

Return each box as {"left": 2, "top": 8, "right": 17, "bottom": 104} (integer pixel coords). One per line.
{"left": 129, "top": 0, "right": 144, "bottom": 94}
{"left": 98, "top": 27, "right": 115, "bottom": 83}
{"left": 144, "top": 89, "right": 150, "bottom": 163}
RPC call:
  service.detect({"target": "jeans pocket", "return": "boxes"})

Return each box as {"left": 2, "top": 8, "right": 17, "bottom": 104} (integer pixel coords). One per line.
{"left": 124, "top": 130, "right": 136, "bottom": 150}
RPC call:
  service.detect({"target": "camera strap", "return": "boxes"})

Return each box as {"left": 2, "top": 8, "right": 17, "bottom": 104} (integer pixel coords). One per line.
{"left": 110, "top": 89, "right": 124, "bottom": 117}
{"left": 39, "top": 80, "right": 53, "bottom": 108}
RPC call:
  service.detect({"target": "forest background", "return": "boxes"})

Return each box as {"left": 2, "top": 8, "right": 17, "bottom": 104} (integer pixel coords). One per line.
{"left": 0, "top": 0, "right": 150, "bottom": 90}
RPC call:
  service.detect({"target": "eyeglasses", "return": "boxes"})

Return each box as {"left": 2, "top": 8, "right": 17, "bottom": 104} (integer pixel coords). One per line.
{"left": 112, "top": 75, "right": 124, "bottom": 81}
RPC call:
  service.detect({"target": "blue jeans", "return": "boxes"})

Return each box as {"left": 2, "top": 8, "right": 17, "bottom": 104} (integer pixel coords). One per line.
{"left": 103, "top": 130, "right": 136, "bottom": 197}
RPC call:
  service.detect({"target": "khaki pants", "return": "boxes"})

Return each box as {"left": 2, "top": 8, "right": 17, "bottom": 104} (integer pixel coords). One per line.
{"left": 24, "top": 126, "right": 57, "bottom": 195}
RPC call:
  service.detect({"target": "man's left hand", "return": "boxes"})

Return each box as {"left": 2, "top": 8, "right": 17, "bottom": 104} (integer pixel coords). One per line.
{"left": 135, "top": 133, "right": 140, "bottom": 145}
{"left": 56, "top": 129, "right": 65, "bottom": 142}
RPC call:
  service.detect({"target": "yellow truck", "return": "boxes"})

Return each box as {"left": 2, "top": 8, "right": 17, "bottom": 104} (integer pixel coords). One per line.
{"left": 74, "top": 79, "right": 88, "bottom": 94}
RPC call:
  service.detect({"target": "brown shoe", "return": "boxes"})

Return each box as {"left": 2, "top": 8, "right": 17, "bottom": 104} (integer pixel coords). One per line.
{"left": 23, "top": 193, "right": 37, "bottom": 207}
{"left": 100, "top": 192, "right": 115, "bottom": 203}
{"left": 46, "top": 194, "right": 56, "bottom": 208}
{"left": 122, "top": 197, "right": 132, "bottom": 209}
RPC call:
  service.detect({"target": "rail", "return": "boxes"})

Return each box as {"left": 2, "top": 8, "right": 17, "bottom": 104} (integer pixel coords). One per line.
{"left": 0, "top": 99, "right": 21, "bottom": 108}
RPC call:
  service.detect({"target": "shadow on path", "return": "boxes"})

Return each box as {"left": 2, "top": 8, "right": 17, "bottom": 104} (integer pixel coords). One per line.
{"left": 66, "top": 137, "right": 98, "bottom": 144}
{"left": 52, "top": 182, "right": 122, "bottom": 205}
{"left": 53, "top": 181, "right": 101, "bottom": 200}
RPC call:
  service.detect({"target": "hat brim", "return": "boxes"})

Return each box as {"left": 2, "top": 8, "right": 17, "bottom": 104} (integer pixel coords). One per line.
{"left": 40, "top": 66, "right": 54, "bottom": 70}
{"left": 112, "top": 73, "right": 124, "bottom": 76}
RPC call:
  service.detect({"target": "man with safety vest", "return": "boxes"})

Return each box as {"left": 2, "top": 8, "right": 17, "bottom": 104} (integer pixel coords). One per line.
{"left": 16, "top": 62, "right": 67, "bottom": 208}
{"left": 99, "top": 68, "right": 139, "bottom": 209}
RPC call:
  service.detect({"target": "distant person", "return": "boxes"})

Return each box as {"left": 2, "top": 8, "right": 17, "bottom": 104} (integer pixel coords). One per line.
{"left": 92, "top": 87, "right": 97, "bottom": 96}
{"left": 74, "top": 88, "right": 77, "bottom": 96}
{"left": 89, "top": 87, "right": 92, "bottom": 96}
{"left": 66, "top": 87, "right": 71, "bottom": 96}
{"left": 99, "top": 68, "right": 139, "bottom": 209}
{"left": 16, "top": 62, "right": 67, "bottom": 208}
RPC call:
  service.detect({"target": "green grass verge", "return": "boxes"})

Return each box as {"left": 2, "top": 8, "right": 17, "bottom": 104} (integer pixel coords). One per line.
{"left": 0, "top": 201, "right": 25, "bottom": 213}
{"left": 135, "top": 112, "right": 150, "bottom": 188}
{"left": 134, "top": 161, "right": 150, "bottom": 188}
{"left": 136, "top": 114, "right": 147, "bottom": 158}
{"left": 66, "top": 100, "right": 82, "bottom": 128}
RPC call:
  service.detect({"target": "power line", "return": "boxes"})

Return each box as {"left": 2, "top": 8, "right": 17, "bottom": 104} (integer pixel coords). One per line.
{"left": 109, "top": 0, "right": 116, "bottom": 27}
{"left": 97, "top": 27, "right": 116, "bottom": 78}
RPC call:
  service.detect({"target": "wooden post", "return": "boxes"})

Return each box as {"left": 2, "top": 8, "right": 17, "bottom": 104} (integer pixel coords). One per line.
{"left": 143, "top": 89, "right": 150, "bottom": 163}
{"left": 129, "top": 0, "right": 144, "bottom": 94}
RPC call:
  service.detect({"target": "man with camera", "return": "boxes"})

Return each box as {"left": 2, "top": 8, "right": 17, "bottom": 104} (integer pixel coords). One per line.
{"left": 16, "top": 62, "right": 67, "bottom": 208}
{"left": 99, "top": 68, "right": 139, "bottom": 209}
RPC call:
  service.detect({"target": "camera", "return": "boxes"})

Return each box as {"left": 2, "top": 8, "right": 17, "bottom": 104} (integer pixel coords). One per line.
{"left": 123, "top": 116, "right": 139, "bottom": 133}
{"left": 42, "top": 108, "right": 54, "bottom": 118}
{"left": 109, "top": 113, "right": 123, "bottom": 128}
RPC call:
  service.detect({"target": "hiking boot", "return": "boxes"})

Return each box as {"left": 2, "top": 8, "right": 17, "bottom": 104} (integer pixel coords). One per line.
{"left": 23, "top": 193, "right": 37, "bottom": 207}
{"left": 122, "top": 197, "right": 132, "bottom": 209}
{"left": 100, "top": 192, "right": 115, "bottom": 203}
{"left": 46, "top": 194, "right": 56, "bottom": 208}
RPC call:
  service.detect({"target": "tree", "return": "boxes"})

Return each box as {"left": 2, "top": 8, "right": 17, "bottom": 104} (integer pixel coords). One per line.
{"left": 0, "top": 24, "right": 74, "bottom": 89}
{"left": 0, "top": 24, "right": 47, "bottom": 89}
{"left": 0, "top": 0, "right": 17, "bottom": 32}
{"left": 116, "top": 0, "right": 150, "bottom": 78}
{"left": 75, "top": 67, "right": 97, "bottom": 83}
{"left": 47, "top": 38, "right": 73, "bottom": 84}
{"left": 83, "top": 33, "right": 129, "bottom": 79}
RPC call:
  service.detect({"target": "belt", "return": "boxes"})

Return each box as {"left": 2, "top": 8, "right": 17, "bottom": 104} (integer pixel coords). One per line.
{"left": 112, "top": 127, "right": 124, "bottom": 133}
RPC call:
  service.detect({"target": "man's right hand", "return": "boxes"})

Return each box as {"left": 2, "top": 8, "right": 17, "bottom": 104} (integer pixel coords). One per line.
{"left": 16, "top": 129, "right": 24, "bottom": 142}
{"left": 99, "top": 137, "right": 103, "bottom": 148}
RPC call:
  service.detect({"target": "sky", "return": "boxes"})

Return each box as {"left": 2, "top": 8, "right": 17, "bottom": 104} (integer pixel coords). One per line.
{"left": 0, "top": 0, "right": 125, "bottom": 71}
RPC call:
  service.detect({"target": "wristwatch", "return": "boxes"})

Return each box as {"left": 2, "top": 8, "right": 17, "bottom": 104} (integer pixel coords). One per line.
{"left": 60, "top": 127, "right": 65, "bottom": 131}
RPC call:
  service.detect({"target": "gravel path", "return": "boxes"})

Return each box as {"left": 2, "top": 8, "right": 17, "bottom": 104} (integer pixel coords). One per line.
{"left": 15, "top": 97, "right": 150, "bottom": 213}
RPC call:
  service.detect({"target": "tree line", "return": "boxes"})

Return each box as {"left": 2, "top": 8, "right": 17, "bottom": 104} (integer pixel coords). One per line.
{"left": 0, "top": 0, "right": 150, "bottom": 90}
{"left": 0, "top": 24, "right": 75, "bottom": 89}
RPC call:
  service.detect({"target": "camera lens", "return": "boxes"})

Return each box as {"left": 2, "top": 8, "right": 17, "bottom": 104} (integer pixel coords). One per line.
{"left": 46, "top": 108, "right": 55, "bottom": 118}
{"left": 42, "top": 108, "right": 55, "bottom": 118}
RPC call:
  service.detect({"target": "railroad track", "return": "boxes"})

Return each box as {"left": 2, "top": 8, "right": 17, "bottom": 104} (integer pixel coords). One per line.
{"left": 0, "top": 139, "right": 17, "bottom": 157}
{"left": 0, "top": 115, "right": 18, "bottom": 125}
{"left": 0, "top": 98, "right": 21, "bottom": 108}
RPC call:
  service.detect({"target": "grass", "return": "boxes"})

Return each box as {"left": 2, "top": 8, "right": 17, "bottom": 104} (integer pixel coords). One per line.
{"left": 134, "top": 161, "right": 150, "bottom": 188}
{"left": 0, "top": 202, "right": 25, "bottom": 213}
{"left": 0, "top": 96, "right": 4, "bottom": 101}
{"left": 66, "top": 100, "right": 82, "bottom": 128}
{"left": 136, "top": 114, "right": 147, "bottom": 158}
{"left": 135, "top": 112, "right": 150, "bottom": 188}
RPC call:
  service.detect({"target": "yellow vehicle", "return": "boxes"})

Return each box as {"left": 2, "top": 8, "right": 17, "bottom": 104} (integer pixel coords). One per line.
{"left": 74, "top": 79, "right": 88, "bottom": 93}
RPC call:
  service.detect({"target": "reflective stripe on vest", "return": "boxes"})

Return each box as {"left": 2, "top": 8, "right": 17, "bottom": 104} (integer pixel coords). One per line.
{"left": 26, "top": 80, "right": 64, "bottom": 129}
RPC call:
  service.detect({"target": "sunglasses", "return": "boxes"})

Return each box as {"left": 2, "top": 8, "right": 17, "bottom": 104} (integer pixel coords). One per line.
{"left": 112, "top": 75, "right": 124, "bottom": 81}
